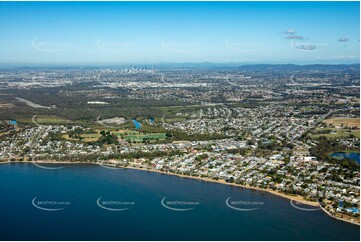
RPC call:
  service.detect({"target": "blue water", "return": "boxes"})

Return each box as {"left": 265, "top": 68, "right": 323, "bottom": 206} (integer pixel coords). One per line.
{"left": 132, "top": 119, "right": 142, "bottom": 129}
{"left": 331, "top": 152, "right": 360, "bottom": 164}
{"left": 0, "top": 163, "right": 359, "bottom": 241}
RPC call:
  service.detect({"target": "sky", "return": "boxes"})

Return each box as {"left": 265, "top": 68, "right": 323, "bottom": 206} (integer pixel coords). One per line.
{"left": 0, "top": 1, "right": 359, "bottom": 65}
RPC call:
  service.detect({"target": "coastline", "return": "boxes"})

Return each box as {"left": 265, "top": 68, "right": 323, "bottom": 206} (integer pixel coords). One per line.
{"left": 1, "top": 160, "right": 318, "bottom": 206}
{"left": 1, "top": 160, "right": 359, "bottom": 225}
{"left": 0, "top": 160, "right": 94, "bottom": 164}
{"left": 329, "top": 150, "right": 360, "bottom": 154}
{"left": 120, "top": 166, "right": 320, "bottom": 207}
{"left": 319, "top": 205, "right": 360, "bottom": 226}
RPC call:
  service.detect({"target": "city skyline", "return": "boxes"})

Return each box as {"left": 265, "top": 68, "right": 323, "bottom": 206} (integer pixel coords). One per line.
{"left": 0, "top": 1, "right": 360, "bottom": 65}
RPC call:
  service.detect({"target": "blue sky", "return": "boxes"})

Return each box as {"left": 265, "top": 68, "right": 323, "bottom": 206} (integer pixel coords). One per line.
{"left": 0, "top": 1, "right": 359, "bottom": 65}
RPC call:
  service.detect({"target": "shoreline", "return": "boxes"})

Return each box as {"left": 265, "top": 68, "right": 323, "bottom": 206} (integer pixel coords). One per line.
{"left": 319, "top": 204, "right": 360, "bottom": 226}
{"left": 1, "top": 160, "right": 359, "bottom": 225}
{"left": 0, "top": 160, "right": 319, "bottom": 206}
{"left": 0, "top": 160, "right": 94, "bottom": 164}
{"left": 329, "top": 150, "right": 360, "bottom": 155}
{"left": 121, "top": 166, "right": 320, "bottom": 207}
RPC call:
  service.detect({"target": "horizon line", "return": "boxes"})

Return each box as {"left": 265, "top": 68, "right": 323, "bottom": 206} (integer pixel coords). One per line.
{"left": 0, "top": 62, "right": 360, "bottom": 68}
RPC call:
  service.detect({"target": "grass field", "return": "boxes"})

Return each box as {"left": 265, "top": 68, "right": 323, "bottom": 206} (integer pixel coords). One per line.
{"left": 0, "top": 102, "right": 14, "bottom": 109}
{"left": 80, "top": 133, "right": 101, "bottom": 141}
{"left": 114, "top": 129, "right": 167, "bottom": 142}
{"left": 123, "top": 133, "right": 166, "bottom": 142}
{"left": 113, "top": 130, "right": 139, "bottom": 136}
{"left": 324, "top": 118, "right": 360, "bottom": 129}
{"left": 63, "top": 129, "right": 102, "bottom": 142}
{"left": 0, "top": 130, "right": 12, "bottom": 137}
{"left": 62, "top": 133, "right": 101, "bottom": 142}
{"left": 309, "top": 128, "right": 360, "bottom": 139}
{"left": 17, "top": 115, "right": 74, "bottom": 125}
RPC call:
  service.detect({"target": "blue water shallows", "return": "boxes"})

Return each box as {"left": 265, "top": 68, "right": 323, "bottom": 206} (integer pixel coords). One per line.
{"left": 132, "top": 119, "right": 142, "bottom": 129}
{"left": 149, "top": 117, "right": 155, "bottom": 124}
{"left": 0, "top": 163, "right": 359, "bottom": 241}
{"left": 331, "top": 152, "right": 360, "bottom": 164}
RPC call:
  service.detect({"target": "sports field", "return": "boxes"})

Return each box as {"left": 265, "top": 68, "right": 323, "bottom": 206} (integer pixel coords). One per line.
{"left": 124, "top": 133, "right": 166, "bottom": 142}
{"left": 310, "top": 128, "right": 360, "bottom": 139}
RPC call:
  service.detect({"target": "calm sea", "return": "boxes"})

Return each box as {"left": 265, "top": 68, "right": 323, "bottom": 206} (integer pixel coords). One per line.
{"left": 0, "top": 163, "right": 359, "bottom": 241}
